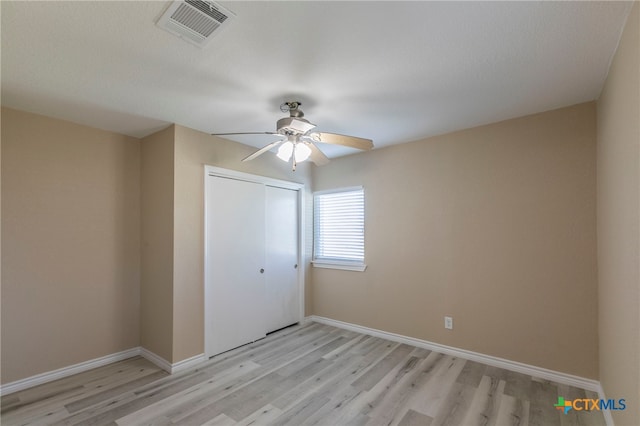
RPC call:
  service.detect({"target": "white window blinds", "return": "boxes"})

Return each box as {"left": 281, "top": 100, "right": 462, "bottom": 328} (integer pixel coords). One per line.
{"left": 313, "top": 187, "right": 365, "bottom": 268}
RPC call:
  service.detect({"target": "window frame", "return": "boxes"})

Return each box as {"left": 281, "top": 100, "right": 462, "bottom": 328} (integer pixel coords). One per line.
{"left": 312, "top": 186, "right": 367, "bottom": 272}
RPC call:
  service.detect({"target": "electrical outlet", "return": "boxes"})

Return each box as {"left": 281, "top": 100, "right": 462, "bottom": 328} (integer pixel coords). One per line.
{"left": 444, "top": 316, "right": 453, "bottom": 330}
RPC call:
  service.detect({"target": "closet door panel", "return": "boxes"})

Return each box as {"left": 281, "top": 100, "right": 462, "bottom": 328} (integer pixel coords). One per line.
{"left": 265, "top": 186, "right": 300, "bottom": 332}
{"left": 206, "top": 176, "right": 266, "bottom": 356}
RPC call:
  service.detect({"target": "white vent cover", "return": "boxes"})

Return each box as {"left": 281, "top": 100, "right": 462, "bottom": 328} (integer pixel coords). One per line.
{"left": 157, "top": 0, "right": 235, "bottom": 47}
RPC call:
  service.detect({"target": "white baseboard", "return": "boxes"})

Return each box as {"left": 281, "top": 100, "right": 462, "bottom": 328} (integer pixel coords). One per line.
{"left": 0, "top": 347, "right": 141, "bottom": 396}
{"left": 138, "top": 347, "right": 172, "bottom": 373}
{"left": 308, "top": 315, "right": 601, "bottom": 392}
{"left": 169, "top": 353, "right": 208, "bottom": 373}
{"left": 1, "top": 347, "right": 208, "bottom": 396}
{"left": 136, "top": 348, "right": 206, "bottom": 374}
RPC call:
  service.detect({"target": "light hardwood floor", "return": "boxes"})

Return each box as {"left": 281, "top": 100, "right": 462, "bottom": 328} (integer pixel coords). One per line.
{"left": 1, "top": 322, "right": 605, "bottom": 426}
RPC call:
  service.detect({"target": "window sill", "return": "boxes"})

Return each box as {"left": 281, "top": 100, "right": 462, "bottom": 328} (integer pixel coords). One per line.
{"left": 312, "top": 260, "right": 367, "bottom": 272}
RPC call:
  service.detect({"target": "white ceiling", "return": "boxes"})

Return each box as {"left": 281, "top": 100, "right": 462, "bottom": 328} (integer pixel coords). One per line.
{"left": 1, "top": 1, "right": 633, "bottom": 158}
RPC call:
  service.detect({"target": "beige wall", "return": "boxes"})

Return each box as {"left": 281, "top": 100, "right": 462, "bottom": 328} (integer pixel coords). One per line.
{"left": 171, "top": 125, "right": 313, "bottom": 361}
{"left": 597, "top": 3, "right": 640, "bottom": 425}
{"left": 1, "top": 107, "right": 313, "bottom": 383}
{"left": 1, "top": 108, "right": 141, "bottom": 384}
{"left": 140, "top": 126, "right": 175, "bottom": 362}
{"left": 311, "top": 102, "right": 598, "bottom": 378}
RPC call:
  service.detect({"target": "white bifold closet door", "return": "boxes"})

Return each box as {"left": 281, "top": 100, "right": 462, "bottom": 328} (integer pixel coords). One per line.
{"left": 205, "top": 174, "right": 300, "bottom": 357}
{"left": 206, "top": 177, "right": 267, "bottom": 357}
{"left": 264, "top": 186, "right": 299, "bottom": 333}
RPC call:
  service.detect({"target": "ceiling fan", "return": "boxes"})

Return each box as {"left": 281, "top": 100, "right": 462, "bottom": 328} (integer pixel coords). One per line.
{"left": 213, "top": 101, "right": 374, "bottom": 170}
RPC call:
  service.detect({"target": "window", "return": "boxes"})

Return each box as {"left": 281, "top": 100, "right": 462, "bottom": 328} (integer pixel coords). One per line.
{"left": 313, "top": 187, "right": 366, "bottom": 271}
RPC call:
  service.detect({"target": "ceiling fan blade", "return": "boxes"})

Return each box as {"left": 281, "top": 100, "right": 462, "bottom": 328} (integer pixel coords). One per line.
{"left": 212, "top": 131, "right": 280, "bottom": 136}
{"left": 306, "top": 142, "right": 330, "bottom": 166}
{"left": 310, "top": 132, "right": 373, "bottom": 150}
{"left": 242, "top": 140, "right": 283, "bottom": 162}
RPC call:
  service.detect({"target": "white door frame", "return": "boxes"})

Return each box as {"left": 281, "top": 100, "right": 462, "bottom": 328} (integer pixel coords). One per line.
{"left": 203, "top": 165, "right": 305, "bottom": 358}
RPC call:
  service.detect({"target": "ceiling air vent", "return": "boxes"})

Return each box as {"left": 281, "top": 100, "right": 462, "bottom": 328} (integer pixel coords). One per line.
{"left": 157, "top": 0, "right": 235, "bottom": 47}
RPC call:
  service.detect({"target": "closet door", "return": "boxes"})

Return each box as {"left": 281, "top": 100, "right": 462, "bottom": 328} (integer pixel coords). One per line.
{"left": 264, "top": 186, "right": 300, "bottom": 332}
{"left": 205, "top": 176, "right": 266, "bottom": 356}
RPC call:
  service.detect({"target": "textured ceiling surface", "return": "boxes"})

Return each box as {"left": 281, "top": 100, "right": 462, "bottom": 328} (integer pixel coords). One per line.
{"left": 1, "top": 1, "right": 633, "bottom": 158}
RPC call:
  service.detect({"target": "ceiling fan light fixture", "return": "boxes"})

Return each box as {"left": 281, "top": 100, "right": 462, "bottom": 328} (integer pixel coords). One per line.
{"left": 294, "top": 143, "right": 312, "bottom": 162}
{"left": 277, "top": 141, "right": 294, "bottom": 162}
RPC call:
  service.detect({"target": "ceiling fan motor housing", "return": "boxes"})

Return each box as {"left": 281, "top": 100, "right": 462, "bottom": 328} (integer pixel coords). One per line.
{"left": 276, "top": 116, "right": 316, "bottom": 135}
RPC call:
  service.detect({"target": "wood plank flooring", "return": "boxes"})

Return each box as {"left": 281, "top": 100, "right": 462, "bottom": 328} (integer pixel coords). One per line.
{"left": 1, "top": 322, "right": 605, "bottom": 425}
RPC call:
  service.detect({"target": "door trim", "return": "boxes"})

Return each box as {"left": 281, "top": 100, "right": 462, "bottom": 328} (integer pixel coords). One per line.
{"left": 203, "top": 166, "right": 306, "bottom": 358}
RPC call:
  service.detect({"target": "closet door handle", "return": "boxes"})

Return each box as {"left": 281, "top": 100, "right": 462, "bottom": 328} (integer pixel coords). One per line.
{"left": 260, "top": 268, "right": 265, "bottom": 274}
{"left": 294, "top": 264, "right": 298, "bottom": 269}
